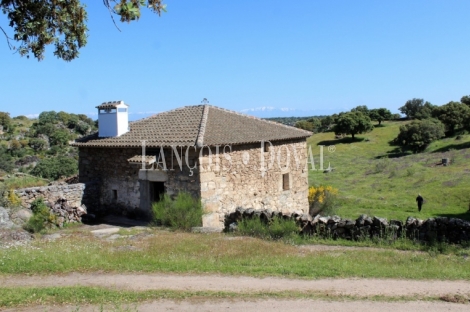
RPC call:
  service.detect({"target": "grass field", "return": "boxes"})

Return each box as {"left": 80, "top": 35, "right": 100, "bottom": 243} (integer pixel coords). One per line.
{"left": 307, "top": 121, "right": 470, "bottom": 221}
{"left": 1, "top": 230, "right": 470, "bottom": 279}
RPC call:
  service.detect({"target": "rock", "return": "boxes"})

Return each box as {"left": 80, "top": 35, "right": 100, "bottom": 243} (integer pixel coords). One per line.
{"left": 243, "top": 208, "right": 255, "bottom": 217}
{"left": 229, "top": 222, "right": 238, "bottom": 232}
{"left": 0, "top": 207, "right": 15, "bottom": 229}
{"left": 42, "top": 233, "right": 62, "bottom": 241}
{"left": 299, "top": 213, "right": 311, "bottom": 223}
{"left": 344, "top": 219, "right": 355, "bottom": 229}
{"left": 373, "top": 216, "right": 388, "bottom": 227}
{"left": 331, "top": 215, "right": 341, "bottom": 223}
{"left": 318, "top": 216, "right": 330, "bottom": 224}
{"left": 406, "top": 217, "right": 417, "bottom": 227}
{"left": 356, "top": 214, "right": 368, "bottom": 226}
{"left": 91, "top": 228, "right": 120, "bottom": 235}
{"left": 191, "top": 226, "right": 223, "bottom": 233}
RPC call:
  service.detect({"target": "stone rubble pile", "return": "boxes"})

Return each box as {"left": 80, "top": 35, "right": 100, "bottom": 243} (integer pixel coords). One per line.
{"left": 49, "top": 197, "right": 87, "bottom": 227}
{"left": 225, "top": 208, "right": 470, "bottom": 243}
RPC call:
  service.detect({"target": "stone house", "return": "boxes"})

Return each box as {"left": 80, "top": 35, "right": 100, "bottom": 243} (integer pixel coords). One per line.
{"left": 72, "top": 101, "right": 312, "bottom": 228}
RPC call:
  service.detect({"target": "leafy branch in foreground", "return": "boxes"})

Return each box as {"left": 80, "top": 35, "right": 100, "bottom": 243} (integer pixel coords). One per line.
{"left": 1, "top": 0, "right": 166, "bottom": 61}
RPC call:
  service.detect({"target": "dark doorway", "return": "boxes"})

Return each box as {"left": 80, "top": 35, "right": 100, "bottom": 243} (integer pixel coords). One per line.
{"left": 150, "top": 182, "right": 165, "bottom": 202}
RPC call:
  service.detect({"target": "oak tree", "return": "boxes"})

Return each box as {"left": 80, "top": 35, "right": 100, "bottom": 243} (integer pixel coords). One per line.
{"left": 1, "top": 0, "right": 166, "bottom": 61}
{"left": 333, "top": 111, "right": 373, "bottom": 140}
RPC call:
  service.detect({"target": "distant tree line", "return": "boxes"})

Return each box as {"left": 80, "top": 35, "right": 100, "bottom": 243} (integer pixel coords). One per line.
{"left": 292, "top": 105, "right": 397, "bottom": 139}
{"left": 289, "top": 93, "right": 470, "bottom": 154}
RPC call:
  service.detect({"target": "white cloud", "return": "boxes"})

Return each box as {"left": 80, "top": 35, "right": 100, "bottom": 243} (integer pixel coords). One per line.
{"left": 25, "top": 113, "right": 39, "bottom": 119}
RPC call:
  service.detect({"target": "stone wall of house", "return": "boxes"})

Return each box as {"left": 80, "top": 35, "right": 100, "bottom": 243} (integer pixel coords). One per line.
{"left": 199, "top": 139, "right": 309, "bottom": 228}
{"left": 78, "top": 147, "right": 141, "bottom": 216}
{"left": 78, "top": 147, "right": 201, "bottom": 217}
{"left": 14, "top": 183, "right": 85, "bottom": 209}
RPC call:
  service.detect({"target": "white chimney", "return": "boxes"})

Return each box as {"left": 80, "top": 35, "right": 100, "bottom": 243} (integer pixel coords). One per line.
{"left": 96, "top": 101, "right": 129, "bottom": 137}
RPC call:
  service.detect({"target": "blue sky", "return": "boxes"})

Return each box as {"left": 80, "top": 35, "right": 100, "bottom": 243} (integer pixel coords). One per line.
{"left": 1, "top": 0, "right": 470, "bottom": 120}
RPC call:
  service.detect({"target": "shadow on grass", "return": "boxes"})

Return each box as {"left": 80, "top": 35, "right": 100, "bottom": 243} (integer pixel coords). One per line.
{"left": 432, "top": 141, "right": 470, "bottom": 153}
{"left": 317, "top": 137, "right": 365, "bottom": 146}
{"left": 375, "top": 147, "right": 413, "bottom": 159}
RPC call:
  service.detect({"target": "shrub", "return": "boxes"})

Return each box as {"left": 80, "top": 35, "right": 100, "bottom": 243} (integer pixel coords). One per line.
{"left": 308, "top": 185, "right": 339, "bottom": 216}
{"left": 31, "top": 156, "right": 77, "bottom": 180}
{"left": 25, "top": 197, "right": 55, "bottom": 233}
{"left": 237, "top": 217, "right": 298, "bottom": 240}
{"left": 7, "top": 189, "right": 22, "bottom": 207}
{"left": 152, "top": 192, "right": 203, "bottom": 231}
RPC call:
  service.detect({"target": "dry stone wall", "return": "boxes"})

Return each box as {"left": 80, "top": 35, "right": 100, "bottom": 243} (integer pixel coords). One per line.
{"left": 199, "top": 139, "right": 309, "bottom": 228}
{"left": 15, "top": 183, "right": 85, "bottom": 209}
{"left": 226, "top": 209, "right": 470, "bottom": 244}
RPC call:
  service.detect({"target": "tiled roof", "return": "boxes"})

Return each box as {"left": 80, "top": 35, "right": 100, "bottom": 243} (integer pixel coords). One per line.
{"left": 71, "top": 105, "right": 311, "bottom": 148}
{"left": 127, "top": 155, "right": 156, "bottom": 165}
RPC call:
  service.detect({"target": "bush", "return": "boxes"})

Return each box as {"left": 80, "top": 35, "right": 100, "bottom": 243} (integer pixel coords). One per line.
{"left": 31, "top": 156, "right": 77, "bottom": 180}
{"left": 152, "top": 192, "right": 203, "bottom": 231}
{"left": 25, "top": 197, "right": 55, "bottom": 233}
{"left": 308, "top": 185, "right": 339, "bottom": 216}
{"left": 237, "top": 217, "right": 298, "bottom": 240}
{"left": 6, "top": 189, "right": 21, "bottom": 207}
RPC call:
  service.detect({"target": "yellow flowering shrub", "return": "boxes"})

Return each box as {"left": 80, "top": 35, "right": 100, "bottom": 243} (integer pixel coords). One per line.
{"left": 7, "top": 189, "right": 22, "bottom": 207}
{"left": 308, "top": 185, "right": 339, "bottom": 216}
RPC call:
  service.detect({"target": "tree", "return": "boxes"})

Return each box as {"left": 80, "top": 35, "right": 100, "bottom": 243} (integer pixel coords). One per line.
{"left": 351, "top": 105, "right": 369, "bottom": 115}
{"left": 461, "top": 95, "right": 470, "bottom": 107}
{"left": 0, "top": 112, "right": 11, "bottom": 131}
{"left": 394, "top": 119, "right": 445, "bottom": 153}
{"left": 1, "top": 1, "right": 166, "bottom": 61}
{"left": 320, "top": 116, "right": 334, "bottom": 132}
{"left": 0, "top": 146, "right": 14, "bottom": 173}
{"left": 368, "top": 108, "right": 392, "bottom": 126}
{"left": 398, "top": 98, "right": 435, "bottom": 119}
{"left": 414, "top": 101, "right": 436, "bottom": 120}
{"left": 28, "top": 138, "right": 48, "bottom": 151}
{"left": 295, "top": 120, "right": 314, "bottom": 132}
{"left": 49, "top": 129, "right": 70, "bottom": 147}
{"left": 432, "top": 101, "right": 470, "bottom": 135}
{"left": 333, "top": 112, "right": 373, "bottom": 140}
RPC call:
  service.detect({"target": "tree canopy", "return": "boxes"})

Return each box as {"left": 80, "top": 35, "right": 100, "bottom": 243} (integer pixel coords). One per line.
{"left": 394, "top": 119, "right": 445, "bottom": 153}
{"left": 334, "top": 111, "right": 373, "bottom": 140}
{"left": 1, "top": 0, "right": 166, "bottom": 61}
{"left": 432, "top": 101, "right": 470, "bottom": 135}
{"left": 398, "top": 98, "right": 435, "bottom": 120}
{"left": 368, "top": 108, "right": 392, "bottom": 125}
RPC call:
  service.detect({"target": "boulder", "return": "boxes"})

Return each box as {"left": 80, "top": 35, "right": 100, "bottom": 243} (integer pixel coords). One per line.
{"left": 11, "top": 209, "right": 33, "bottom": 225}
{"left": 0, "top": 207, "right": 15, "bottom": 229}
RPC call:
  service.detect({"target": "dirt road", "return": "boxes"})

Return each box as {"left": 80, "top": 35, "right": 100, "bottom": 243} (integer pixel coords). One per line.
{"left": 2, "top": 273, "right": 470, "bottom": 311}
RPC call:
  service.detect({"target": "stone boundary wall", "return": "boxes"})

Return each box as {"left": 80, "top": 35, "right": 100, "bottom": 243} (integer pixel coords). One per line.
{"left": 225, "top": 208, "right": 470, "bottom": 243}
{"left": 14, "top": 183, "right": 85, "bottom": 209}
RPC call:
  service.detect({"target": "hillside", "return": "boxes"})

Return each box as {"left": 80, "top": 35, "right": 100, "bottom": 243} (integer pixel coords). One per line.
{"left": 0, "top": 112, "right": 96, "bottom": 188}
{"left": 308, "top": 121, "right": 470, "bottom": 221}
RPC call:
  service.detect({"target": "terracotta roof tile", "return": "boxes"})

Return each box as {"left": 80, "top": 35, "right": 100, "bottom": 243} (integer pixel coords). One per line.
{"left": 71, "top": 105, "right": 311, "bottom": 148}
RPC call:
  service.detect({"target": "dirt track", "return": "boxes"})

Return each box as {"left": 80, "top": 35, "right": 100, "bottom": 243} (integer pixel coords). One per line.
{"left": 2, "top": 273, "right": 470, "bottom": 311}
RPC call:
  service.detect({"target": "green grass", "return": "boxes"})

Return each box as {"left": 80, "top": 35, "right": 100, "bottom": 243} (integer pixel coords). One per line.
{"left": 1, "top": 230, "right": 470, "bottom": 279}
{"left": 308, "top": 121, "right": 470, "bottom": 221}
{"left": 0, "top": 286, "right": 452, "bottom": 309}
